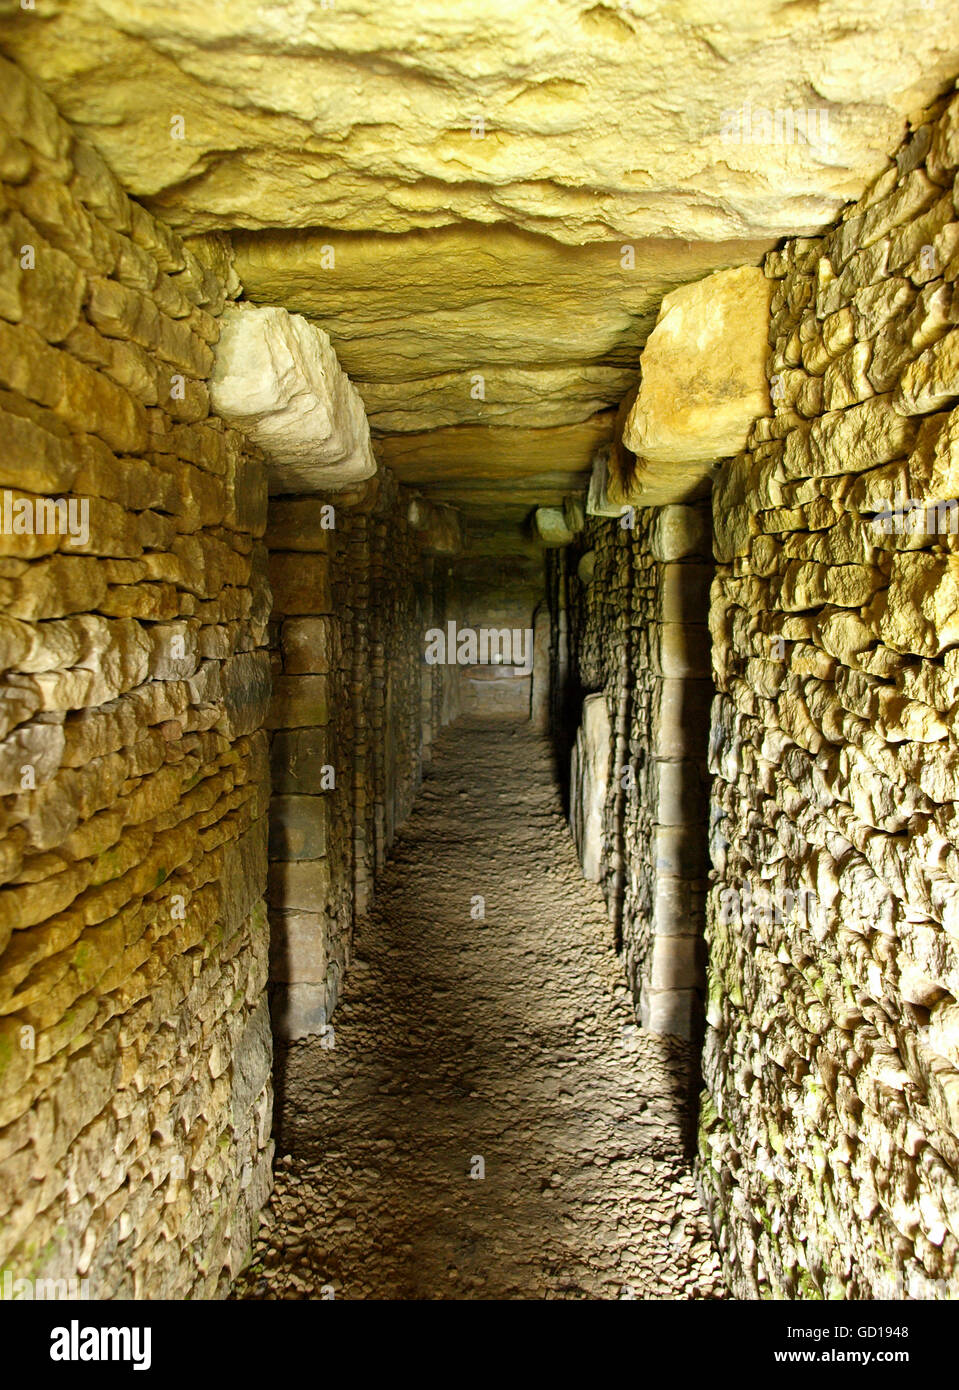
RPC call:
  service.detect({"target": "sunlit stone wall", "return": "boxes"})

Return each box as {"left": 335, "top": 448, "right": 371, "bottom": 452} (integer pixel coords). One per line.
{"left": 567, "top": 502, "right": 713, "bottom": 1041}
{"left": 0, "top": 57, "right": 273, "bottom": 1297}
{"left": 702, "top": 87, "right": 959, "bottom": 1299}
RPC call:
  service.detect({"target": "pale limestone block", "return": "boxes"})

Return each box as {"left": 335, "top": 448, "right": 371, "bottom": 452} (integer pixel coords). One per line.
{"left": 268, "top": 910, "right": 329, "bottom": 985}
{"left": 534, "top": 506, "right": 573, "bottom": 546}
{"left": 623, "top": 267, "right": 773, "bottom": 468}
{"left": 570, "top": 692, "right": 610, "bottom": 882}
{"left": 210, "top": 304, "right": 376, "bottom": 494}
{"left": 642, "top": 987, "right": 699, "bottom": 1040}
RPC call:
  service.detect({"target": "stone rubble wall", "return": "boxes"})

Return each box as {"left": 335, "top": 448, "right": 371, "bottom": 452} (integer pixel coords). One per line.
{"left": 266, "top": 470, "right": 450, "bottom": 1041}
{"left": 566, "top": 503, "right": 712, "bottom": 1041}
{"left": 702, "top": 88, "right": 959, "bottom": 1298}
{"left": 0, "top": 57, "right": 273, "bottom": 1297}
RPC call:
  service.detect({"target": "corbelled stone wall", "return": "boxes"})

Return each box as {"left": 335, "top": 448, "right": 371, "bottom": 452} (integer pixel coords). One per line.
{"left": 565, "top": 502, "right": 713, "bottom": 1041}
{"left": 266, "top": 471, "right": 451, "bottom": 1041}
{"left": 0, "top": 57, "right": 273, "bottom": 1296}
{"left": 702, "top": 89, "right": 959, "bottom": 1299}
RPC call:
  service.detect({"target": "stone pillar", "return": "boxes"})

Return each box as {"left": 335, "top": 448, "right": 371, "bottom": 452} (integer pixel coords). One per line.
{"left": 265, "top": 500, "right": 342, "bottom": 1040}
{"left": 530, "top": 603, "right": 551, "bottom": 729}
{"left": 570, "top": 693, "right": 611, "bottom": 879}
{"left": 639, "top": 508, "right": 712, "bottom": 1039}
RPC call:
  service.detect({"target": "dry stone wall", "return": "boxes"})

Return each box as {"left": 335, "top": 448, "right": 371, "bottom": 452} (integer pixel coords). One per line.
{"left": 266, "top": 471, "right": 449, "bottom": 1041}
{"left": 0, "top": 57, "right": 272, "bottom": 1297}
{"left": 702, "top": 88, "right": 959, "bottom": 1299}
{"left": 567, "top": 502, "right": 712, "bottom": 1041}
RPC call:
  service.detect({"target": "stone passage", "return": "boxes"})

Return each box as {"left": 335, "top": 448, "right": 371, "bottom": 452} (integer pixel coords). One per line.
{"left": 4, "top": 7, "right": 959, "bottom": 1306}
{"left": 235, "top": 719, "right": 722, "bottom": 1300}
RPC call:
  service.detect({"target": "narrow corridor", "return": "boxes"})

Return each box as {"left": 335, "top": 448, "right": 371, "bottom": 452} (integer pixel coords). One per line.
{"left": 4, "top": 10, "right": 959, "bottom": 1316}
{"left": 236, "top": 719, "right": 723, "bottom": 1300}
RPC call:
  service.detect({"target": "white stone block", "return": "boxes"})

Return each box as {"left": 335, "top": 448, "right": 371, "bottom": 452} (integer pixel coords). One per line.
{"left": 210, "top": 303, "right": 376, "bottom": 494}
{"left": 570, "top": 692, "right": 611, "bottom": 881}
{"left": 534, "top": 506, "right": 574, "bottom": 546}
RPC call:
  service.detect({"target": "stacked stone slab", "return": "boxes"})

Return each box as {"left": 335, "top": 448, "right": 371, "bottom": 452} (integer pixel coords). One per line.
{"left": 265, "top": 496, "right": 345, "bottom": 1039}
{"left": 0, "top": 57, "right": 272, "bottom": 1296}
{"left": 265, "top": 470, "right": 452, "bottom": 1039}
{"left": 419, "top": 556, "right": 453, "bottom": 763}
{"left": 702, "top": 87, "right": 959, "bottom": 1298}
{"left": 566, "top": 504, "right": 712, "bottom": 1040}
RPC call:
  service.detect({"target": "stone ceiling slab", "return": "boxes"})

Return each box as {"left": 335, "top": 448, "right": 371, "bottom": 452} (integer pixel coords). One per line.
{"left": 373, "top": 416, "right": 611, "bottom": 488}
{"left": 5, "top": 0, "right": 956, "bottom": 522}
{"left": 230, "top": 226, "right": 770, "bottom": 435}
{"left": 3, "top": 0, "right": 956, "bottom": 243}
{"left": 433, "top": 490, "right": 583, "bottom": 522}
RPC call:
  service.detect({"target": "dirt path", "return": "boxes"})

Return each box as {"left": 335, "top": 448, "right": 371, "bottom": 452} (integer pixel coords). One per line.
{"left": 235, "top": 718, "right": 724, "bottom": 1300}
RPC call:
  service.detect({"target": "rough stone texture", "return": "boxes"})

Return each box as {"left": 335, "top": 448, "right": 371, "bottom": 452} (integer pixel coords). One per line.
{"left": 372, "top": 417, "right": 606, "bottom": 524}
{"left": 703, "top": 90, "right": 959, "bottom": 1299}
{"left": 563, "top": 505, "right": 713, "bottom": 1041}
{"left": 5, "top": 3, "right": 954, "bottom": 246}
{"left": 5, "top": 2, "right": 956, "bottom": 514}
{"left": 620, "top": 268, "right": 774, "bottom": 496}
{"left": 210, "top": 304, "right": 376, "bottom": 495}
{"left": 234, "top": 720, "right": 723, "bottom": 1300}
{"left": 0, "top": 56, "right": 273, "bottom": 1298}
{"left": 266, "top": 474, "right": 454, "bottom": 1041}
{"left": 534, "top": 507, "right": 575, "bottom": 547}
{"left": 407, "top": 497, "right": 463, "bottom": 556}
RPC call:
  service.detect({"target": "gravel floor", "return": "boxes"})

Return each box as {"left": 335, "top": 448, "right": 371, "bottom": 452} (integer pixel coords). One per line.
{"left": 234, "top": 717, "right": 725, "bottom": 1300}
